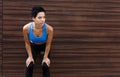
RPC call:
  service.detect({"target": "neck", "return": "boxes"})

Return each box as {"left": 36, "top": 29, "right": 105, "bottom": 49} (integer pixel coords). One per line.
{"left": 34, "top": 23, "right": 43, "bottom": 29}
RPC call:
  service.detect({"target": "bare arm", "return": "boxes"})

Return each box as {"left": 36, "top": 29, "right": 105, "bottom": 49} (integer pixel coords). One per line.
{"left": 44, "top": 25, "right": 54, "bottom": 58}
{"left": 23, "top": 23, "right": 34, "bottom": 66}
{"left": 42, "top": 24, "right": 54, "bottom": 66}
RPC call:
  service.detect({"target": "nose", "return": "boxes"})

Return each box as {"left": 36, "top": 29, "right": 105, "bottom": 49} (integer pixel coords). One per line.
{"left": 41, "top": 18, "right": 45, "bottom": 22}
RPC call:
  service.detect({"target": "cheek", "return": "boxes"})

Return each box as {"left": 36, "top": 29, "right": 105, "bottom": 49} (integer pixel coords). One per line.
{"left": 35, "top": 19, "right": 41, "bottom": 22}
{"left": 43, "top": 19, "right": 45, "bottom": 21}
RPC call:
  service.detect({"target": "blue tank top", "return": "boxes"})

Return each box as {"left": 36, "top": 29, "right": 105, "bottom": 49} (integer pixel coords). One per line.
{"left": 29, "top": 22, "right": 48, "bottom": 43}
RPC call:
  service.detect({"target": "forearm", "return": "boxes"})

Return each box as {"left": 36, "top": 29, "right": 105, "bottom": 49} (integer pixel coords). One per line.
{"left": 25, "top": 43, "right": 33, "bottom": 58}
{"left": 43, "top": 24, "right": 53, "bottom": 59}
{"left": 44, "top": 44, "right": 51, "bottom": 58}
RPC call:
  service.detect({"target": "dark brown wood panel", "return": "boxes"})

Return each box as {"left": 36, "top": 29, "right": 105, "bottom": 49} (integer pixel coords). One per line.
{"left": 2, "top": 0, "right": 120, "bottom": 77}
{"left": 0, "top": 0, "right": 2, "bottom": 77}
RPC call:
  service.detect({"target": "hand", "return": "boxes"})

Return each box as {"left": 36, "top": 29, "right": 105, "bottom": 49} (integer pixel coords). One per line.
{"left": 42, "top": 57, "right": 50, "bottom": 67}
{"left": 26, "top": 57, "right": 34, "bottom": 67}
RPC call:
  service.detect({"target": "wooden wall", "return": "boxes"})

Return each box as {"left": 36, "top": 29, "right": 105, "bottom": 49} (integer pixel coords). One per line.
{"left": 1, "top": 0, "right": 120, "bottom": 77}
{"left": 0, "top": 0, "right": 2, "bottom": 77}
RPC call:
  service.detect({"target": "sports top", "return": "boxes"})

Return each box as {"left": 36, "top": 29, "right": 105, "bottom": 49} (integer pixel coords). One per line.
{"left": 29, "top": 22, "right": 48, "bottom": 43}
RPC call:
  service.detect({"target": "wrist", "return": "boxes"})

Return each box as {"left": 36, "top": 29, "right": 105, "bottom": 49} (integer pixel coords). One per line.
{"left": 44, "top": 56, "right": 48, "bottom": 59}
{"left": 28, "top": 56, "right": 33, "bottom": 59}
{"left": 28, "top": 54, "right": 33, "bottom": 58}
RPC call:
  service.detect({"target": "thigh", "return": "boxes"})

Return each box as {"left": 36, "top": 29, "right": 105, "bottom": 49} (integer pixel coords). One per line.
{"left": 39, "top": 43, "right": 51, "bottom": 60}
{"left": 26, "top": 44, "right": 38, "bottom": 60}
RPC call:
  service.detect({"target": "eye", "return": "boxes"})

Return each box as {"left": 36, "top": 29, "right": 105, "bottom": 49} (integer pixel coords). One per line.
{"left": 38, "top": 16, "right": 45, "bottom": 19}
{"left": 38, "top": 17, "right": 42, "bottom": 19}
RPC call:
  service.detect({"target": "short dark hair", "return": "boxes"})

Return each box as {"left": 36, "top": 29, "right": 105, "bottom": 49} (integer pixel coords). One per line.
{"left": 31, "top": 6, "right": 46, "bottom": 18}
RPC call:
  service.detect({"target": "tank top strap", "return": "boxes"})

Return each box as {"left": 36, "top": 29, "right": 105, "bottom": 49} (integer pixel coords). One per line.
{"left": 30, "top": 22, "right": 34, "bottom": 31}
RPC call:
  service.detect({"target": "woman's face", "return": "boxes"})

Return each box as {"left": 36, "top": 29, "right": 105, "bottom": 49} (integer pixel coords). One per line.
{"left": 33, "top": 12, "right": 45, "bottom": 26}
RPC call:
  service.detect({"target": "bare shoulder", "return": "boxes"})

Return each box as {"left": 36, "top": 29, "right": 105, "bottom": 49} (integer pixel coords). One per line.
{"left": 46, "top": 24, "right": 54, "bottom": 32}
{"left": 23, "top": 23, "right": 31, "bottom": 33}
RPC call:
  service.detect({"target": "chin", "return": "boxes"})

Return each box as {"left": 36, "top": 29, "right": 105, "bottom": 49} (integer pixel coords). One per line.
{"left": 41, "top": 22, "right": 45, "bottom": 25}
{"left": 38, "top": 23, "right": 43, "bottom": 25}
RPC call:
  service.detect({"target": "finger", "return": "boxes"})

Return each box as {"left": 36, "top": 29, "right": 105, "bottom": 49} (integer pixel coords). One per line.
{"left": 41, "top": 58, "right": 50, "bottom": 66}
{"left": 46, "top": 59, "right": 50, "bottom": 67}
{"left": 26, "top": 61, "right": 30, "bottom": 67}
{"left": 48, "top": 61, "right": 50, "bottom": 67}
{"left": 31, "top": 59, "right": 34, "bottom": 64}
{"left": 26, "top": 62, "right": 28, "bottom": 67}
{"left": 26, "top": 59, "right": 32, "bottom": 67}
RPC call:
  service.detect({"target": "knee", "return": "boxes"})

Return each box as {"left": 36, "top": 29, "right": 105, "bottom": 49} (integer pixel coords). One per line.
{"left": 42, "top": 62, "right": 49, "bottom": 71}
{"left": 27, "top": 62, "right": 34, "bottom": 70}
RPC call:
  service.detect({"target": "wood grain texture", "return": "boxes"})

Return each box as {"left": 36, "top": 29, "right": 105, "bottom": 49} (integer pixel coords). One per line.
{"left": 0, "top": 0, "right": 2, "bottom": 77}
{"left": 1, "top": 0, "right": 120, "bottom": 77}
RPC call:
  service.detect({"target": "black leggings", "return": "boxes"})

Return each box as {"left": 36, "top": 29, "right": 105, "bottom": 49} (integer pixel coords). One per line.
{"left": 25, "top": 43, "right": 50, "bottom": 77}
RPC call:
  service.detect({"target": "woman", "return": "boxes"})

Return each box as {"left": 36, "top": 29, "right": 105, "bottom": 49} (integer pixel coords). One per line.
{"left": 23, "top": 6, "right": 54, "bottom": 77}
